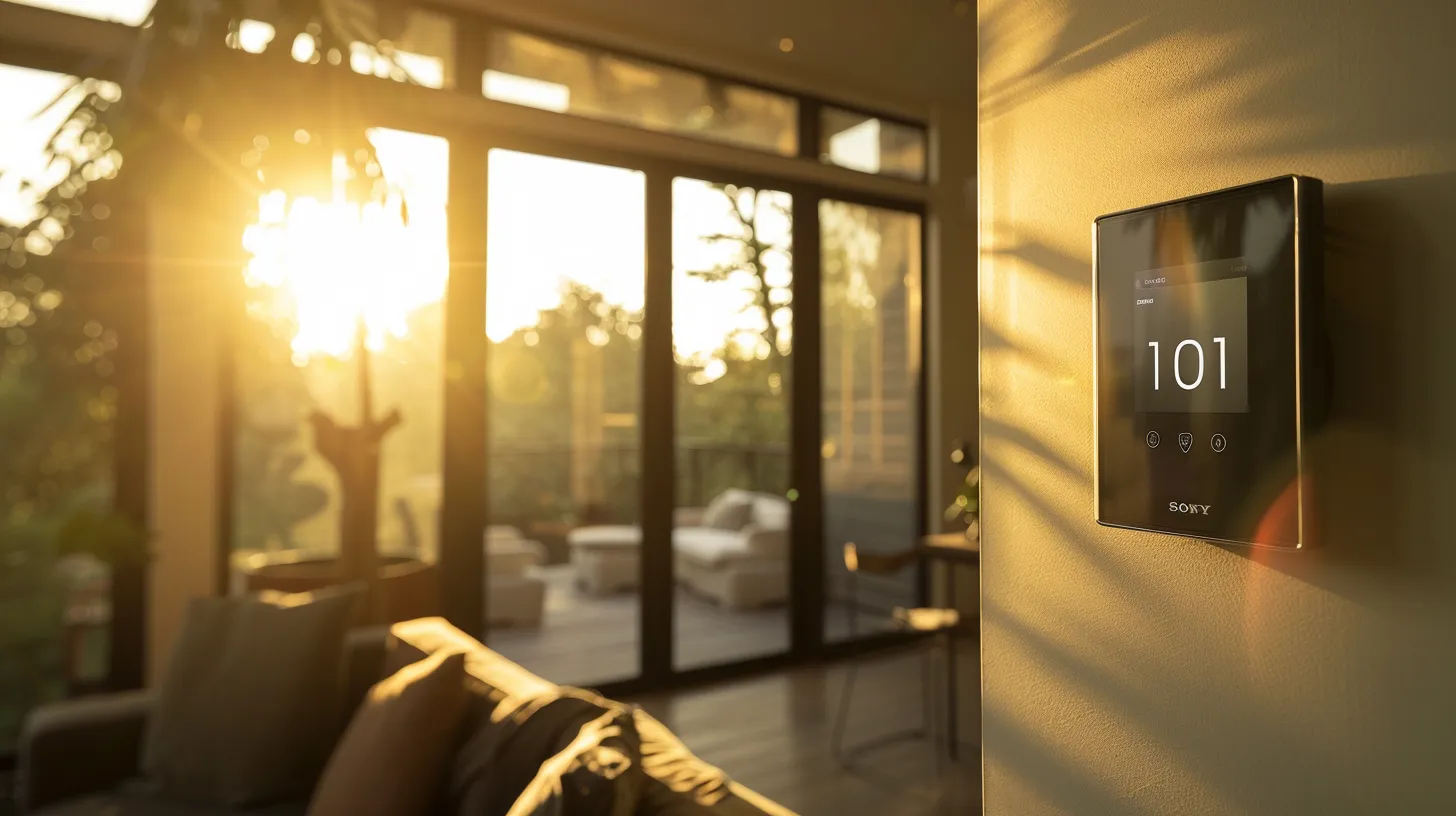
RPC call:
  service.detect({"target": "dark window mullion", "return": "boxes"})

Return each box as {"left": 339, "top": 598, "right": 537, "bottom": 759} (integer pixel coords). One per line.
{"left": 110, "top": 193, "right": 150, "bottom": 692}
{"left": 797, "top": 97, "right": 822, "bottom": 163}
{"left": 790, "top": 193, "right": 825, "bottom": 656}
{"left": 440, "top": 139, "right": 489, "bottom": 638}
{"left": 640, "top": 170, "right": 676, "bottom": 683}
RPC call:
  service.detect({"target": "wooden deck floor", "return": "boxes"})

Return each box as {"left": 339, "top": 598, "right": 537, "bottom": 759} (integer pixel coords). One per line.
{"left": 486, "top": 565, "right": 898, "bottom": 687}
{"left": 629, "top": 645, "right": 981, "bottom": 815}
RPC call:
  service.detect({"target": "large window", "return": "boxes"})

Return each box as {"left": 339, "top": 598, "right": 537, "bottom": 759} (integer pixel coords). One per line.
{"left": 3, "top": 0, "right": 932, "bottom": 722}
{"left": 225, "top": 10, "right": 457, "bottom": 90}
{"left": 230, "top": 127, "right": 449, "bottom": 610}
{"left": 0, "top": 64, "right": 132, "bottom": 747}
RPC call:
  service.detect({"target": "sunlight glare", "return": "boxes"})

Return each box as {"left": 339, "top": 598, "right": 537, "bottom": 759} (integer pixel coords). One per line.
{"left": 0, "top": 65, "right": 119, "bottom": 228}
{"left": 7, "top": 0, "right": 153, "bottom": 26}
{"left": 234, "top": 20, "right": 275, "bottom": 55}
{"left": 241, "top": 128, "right": 448, "bottom": 364}
{"left": 486, "top": 150, "right": 643, "bottom": 341}
{"left": 484, "top": 71, "right": 571, "bottom": 112}
{"left": 828, "top": 118, "right": 882, "bottom": 175}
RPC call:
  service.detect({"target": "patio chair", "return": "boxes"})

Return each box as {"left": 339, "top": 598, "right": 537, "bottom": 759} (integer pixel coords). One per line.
{"left": 830, "top": 542, "right": 969, "bottom": 766}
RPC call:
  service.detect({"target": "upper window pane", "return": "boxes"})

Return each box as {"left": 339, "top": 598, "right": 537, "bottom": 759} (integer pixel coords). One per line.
{"left": 820, "top": 108, "right": 927, "bottom": 182}
{"left": 347, "top": 9, "right": 456, "bottom": 90}
{"left": 484, "top": 30, "right": 798, "bottom": 156}
{"left": 224, "top": 10, "right": 456, "bottom": 90}
{"left": 8, "top": 0, "right": 153, "bottom": 25}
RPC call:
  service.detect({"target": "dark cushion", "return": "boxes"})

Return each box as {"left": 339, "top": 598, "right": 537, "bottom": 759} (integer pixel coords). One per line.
{"left": 448, "top": 687, "right": 644, "bottom": 816}
{"left": 307, "top": 650, "right": 469, "bottom": 816}
{"left": 142, "top": 585, "right": 363, "bottom": 807}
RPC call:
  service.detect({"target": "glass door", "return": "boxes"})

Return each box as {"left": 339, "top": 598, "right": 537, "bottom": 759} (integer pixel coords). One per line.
{"left": 819, "top": 200, "right": 924, "bottom": 640}
{"left": 467, "top": 144, "right": 926, "bottom": 689}
{"left": 671, "top": 177, "right": 793, "bottom": 670}
{"left": 481, "top": 149, "right": 646, "bottom": 688}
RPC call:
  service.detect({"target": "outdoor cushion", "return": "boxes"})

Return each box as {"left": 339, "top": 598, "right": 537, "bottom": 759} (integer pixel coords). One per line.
{"left": 749, "top": 496, "right": 790, "bottom": 531}
{"left": 672, "top": 529, "right": 754, "bottom": 568}
{"left": 701, "top": 490, "right": 755, "bottom": 531}
{"left": 142, "top": 584, "right": 363, "bottom": 807}
{"left": 486, "top": 525, "right": 525, "bottom": 542}
{"left": 487, "top": 537, "right": 546, "bottom": 577}
{"left": 740, "top": 525, "right": 788, "bottom": 560}
{"left": 568, "top": 525, "right": 642, "bottom": 550}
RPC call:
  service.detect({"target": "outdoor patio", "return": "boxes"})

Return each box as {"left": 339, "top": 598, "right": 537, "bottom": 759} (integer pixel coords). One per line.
{"left": 487, "top": 564, "right": 901, "bottom": 687}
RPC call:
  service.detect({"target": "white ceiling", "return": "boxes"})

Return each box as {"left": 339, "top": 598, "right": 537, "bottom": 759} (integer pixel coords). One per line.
{"left": 450, "top": 0, "right": 976, "bottom": 116}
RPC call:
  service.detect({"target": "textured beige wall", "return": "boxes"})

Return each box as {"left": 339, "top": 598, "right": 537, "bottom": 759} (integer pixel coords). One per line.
{"left": 979, "top": 0, "right": 1456, "bottom": 812}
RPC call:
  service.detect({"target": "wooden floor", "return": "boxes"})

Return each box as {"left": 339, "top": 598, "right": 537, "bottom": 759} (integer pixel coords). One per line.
{"left": 629, "top": 644, "right": 981, "bottom": 815}
{"left": 487, "top": 565, "right": 899, "bottom": 687}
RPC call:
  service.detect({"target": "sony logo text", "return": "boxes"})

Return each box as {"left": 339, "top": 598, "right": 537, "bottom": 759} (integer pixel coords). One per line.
{"left": 1169, "top": 502, "right": 1211, "bottom": 515}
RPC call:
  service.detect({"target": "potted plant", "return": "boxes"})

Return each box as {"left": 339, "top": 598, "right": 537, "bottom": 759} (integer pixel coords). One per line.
{"left": 944, "top": 463, "right": 980, "bottom": 542}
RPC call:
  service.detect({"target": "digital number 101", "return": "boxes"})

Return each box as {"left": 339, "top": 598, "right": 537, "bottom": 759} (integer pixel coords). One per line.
{"left": 1148, "top": 338, "right": 1226, "bottom": 390}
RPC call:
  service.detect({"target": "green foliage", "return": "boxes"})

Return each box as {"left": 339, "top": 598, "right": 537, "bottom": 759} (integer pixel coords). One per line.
{"left": 943, "top": 465, "right": 981, "bottom": 540}
{"left": 488, "top": 284, "right": 643, "bottom": 526}
{"left": 687, "top": 183, "right": 794, "bottom": 372}
{"left": 0, "top": 516, "right": 70, "bottom": 750}
{"left": 55, "top": 508, "right": 149, "bottom": 565}
{"left": 232, "top": 284, "right": 331, "bottom": 551}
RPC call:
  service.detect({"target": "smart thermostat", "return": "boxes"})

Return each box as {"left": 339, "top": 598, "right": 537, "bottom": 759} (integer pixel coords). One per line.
{"left": 1094, "top": 176, "right": 1327, "bottom": 548}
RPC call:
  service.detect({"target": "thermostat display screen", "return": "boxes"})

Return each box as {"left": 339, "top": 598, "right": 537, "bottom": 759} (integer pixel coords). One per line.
{"left": 1132, "top": 265, "right": 1249, "bottom": 414}
{"left": 1094, "top": 176, "right": 1320, "bottom": 549}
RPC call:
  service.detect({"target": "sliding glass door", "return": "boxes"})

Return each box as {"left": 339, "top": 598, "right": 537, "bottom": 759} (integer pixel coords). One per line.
{"left": 455, "top": 141, "right": 925, "bottom": 690}
{"left": 819, "top": 200, "right": 924, "bottom": 640}
{"left": 481, "top": 149, "right": 646, "bottom": 688}
{"left": 671, "top": 177, "right": 793, "bottom": 670}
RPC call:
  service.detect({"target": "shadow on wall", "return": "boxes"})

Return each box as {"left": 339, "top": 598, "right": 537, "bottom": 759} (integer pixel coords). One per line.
{"left": 979, "top": 0, "right": 1456, "bottom": 583}
{"left": 980, "top": 0, "right": 1456, "bottom": 170}
{"left": 1240, "top": 174, "right": 1456, "bottom": 582}
{"left": 979, "top": 0, "right": 1456, "bottom": 812}
{"left": 981, "top": 176, "right": 1456, "bottom": 805}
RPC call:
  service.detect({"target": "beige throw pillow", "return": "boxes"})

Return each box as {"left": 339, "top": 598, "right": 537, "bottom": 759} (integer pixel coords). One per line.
{"left": 308, "top": 650, "right": 469, "bottom": 816}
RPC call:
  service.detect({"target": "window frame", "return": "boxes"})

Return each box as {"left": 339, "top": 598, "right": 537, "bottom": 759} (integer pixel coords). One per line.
{"left": 0, "top": 1, "right": 932, "bottom": 713}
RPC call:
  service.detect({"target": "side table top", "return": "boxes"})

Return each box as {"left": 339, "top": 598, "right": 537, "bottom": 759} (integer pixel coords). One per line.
{"left": 922, "top": 531, "right": 980, "bottom": 563}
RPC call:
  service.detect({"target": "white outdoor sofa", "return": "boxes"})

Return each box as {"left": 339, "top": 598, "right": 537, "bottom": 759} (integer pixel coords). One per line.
{"left": 566, "top": 490, "right": 790, "bottom": 609}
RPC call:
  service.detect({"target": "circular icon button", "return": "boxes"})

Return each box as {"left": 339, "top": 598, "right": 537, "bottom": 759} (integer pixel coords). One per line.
{"left": 1146, "top": 431, "right": 1160, "bottom": 449}
{"left": 1211, "top": 434, "right": 1227, "bottom": 453}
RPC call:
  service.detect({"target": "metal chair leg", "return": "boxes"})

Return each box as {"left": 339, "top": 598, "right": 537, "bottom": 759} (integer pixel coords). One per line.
{"left": 831, "top": 658, "right": 859, "bottom": 764}
{"left": 945, "top": 629, "right": 959, "bottom": 761}
{"left": 929, "top": 639, "right": 946, "bottom": 780}
{"left": 920, "top": 639, "right": 934, "bottom": 735}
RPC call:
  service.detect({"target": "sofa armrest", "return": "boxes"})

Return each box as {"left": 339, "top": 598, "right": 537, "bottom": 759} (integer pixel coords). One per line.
{"left": 17, "top": 690, "right": 154, "bottom": 814}
{"left": 741, "top": 525, "right": 787, "bottom": 560}
{"left": 674, "top": 507, "right": 706, "bottom": 528}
